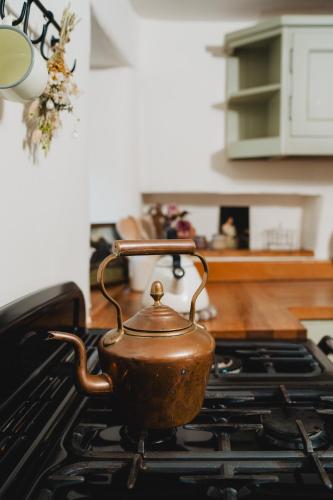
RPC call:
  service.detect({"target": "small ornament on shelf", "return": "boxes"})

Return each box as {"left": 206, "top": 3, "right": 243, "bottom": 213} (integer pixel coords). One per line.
{"left": 166, "top": 204, "right": 196, "bottom": 239}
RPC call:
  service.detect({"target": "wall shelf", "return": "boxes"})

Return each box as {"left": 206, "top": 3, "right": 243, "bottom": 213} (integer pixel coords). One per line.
{"left": 228, "top": 137, "right": 281, "bottom": 159}
{"left": 225, "top": 16, "right": 333, "bottom": 158}
{"left": 227, "top": 83, "right": 281, "bottom": 104}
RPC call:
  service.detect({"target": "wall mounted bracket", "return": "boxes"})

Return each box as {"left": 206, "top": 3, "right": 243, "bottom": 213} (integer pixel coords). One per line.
{"left": 0, "top": 0, "right": 76, "bottom": 71}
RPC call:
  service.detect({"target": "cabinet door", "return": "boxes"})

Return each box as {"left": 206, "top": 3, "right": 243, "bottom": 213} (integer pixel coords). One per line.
{"left": 291, "top": 29, "right": 333, "bottom": 137}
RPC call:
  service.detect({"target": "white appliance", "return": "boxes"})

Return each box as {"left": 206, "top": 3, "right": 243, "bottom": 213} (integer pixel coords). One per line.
{"left": 142, "top": 255, "right": 209, "bottom": 313}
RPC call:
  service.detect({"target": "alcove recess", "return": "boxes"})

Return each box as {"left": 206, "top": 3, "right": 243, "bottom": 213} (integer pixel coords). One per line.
{"left": 142, "top": 193, "right": 320, "bottom": 254}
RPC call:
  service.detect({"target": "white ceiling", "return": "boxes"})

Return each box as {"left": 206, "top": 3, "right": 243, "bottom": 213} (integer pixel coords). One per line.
{"left": 129, "top": 0, "right": 333, "bottom": 21}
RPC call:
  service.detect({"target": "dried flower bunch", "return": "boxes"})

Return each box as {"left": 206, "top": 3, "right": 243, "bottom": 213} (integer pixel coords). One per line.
{"left": 24, "top": 6, "right": 79, "bottom": 158}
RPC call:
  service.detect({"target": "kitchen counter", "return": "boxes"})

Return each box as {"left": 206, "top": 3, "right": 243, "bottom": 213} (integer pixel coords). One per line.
{"left": 199, "top": 249, "right": 314, "bottom": 257}
{"left": 90, "top": 280, "right": 333, "bottom": 340}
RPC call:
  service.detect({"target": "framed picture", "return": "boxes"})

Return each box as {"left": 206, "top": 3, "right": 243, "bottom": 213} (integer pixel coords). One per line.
{"left": 90, "top": 223, "right": 128, "bottom": 288}
{"left": 219, "top": 206, "right": 250, "bottom": 249}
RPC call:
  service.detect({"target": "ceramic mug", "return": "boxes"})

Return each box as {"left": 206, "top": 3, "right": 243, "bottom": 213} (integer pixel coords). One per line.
{"left": 0, "top": 24, "right": 48, "bottom": 103}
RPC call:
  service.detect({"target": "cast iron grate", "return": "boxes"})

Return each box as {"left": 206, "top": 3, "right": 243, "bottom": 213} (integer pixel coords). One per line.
{"left": 31, "top": 382, "right": 333, "bottom": 500}
{"left": 211, "top": 341, "right": 322, "bottom": 380}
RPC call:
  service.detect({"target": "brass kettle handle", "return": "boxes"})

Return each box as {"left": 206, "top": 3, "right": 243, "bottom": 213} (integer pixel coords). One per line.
{"left": 113, "top": 239, "right": 196, "bottom": 256}
{"left": 97, "top": 239, "right": 209, "bottom": 333}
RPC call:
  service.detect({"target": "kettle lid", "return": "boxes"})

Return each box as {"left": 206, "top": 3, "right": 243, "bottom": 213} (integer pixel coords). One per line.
{"left": 124, "top": 280, "right": 192, "bottom": 333}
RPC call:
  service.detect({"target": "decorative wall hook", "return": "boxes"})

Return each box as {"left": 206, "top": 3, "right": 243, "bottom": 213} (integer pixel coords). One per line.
{"left": 0, "top": 0, "right": 76, "bottom": 72}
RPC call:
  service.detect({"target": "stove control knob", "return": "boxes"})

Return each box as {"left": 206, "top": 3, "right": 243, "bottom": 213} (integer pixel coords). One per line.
{"left": 318, "top": 336, "right": 333, "bottom": 355}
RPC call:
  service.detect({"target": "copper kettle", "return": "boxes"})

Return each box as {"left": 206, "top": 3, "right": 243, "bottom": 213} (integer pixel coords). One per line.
{"left": 49, "top": 240, "right": 215, "bottom": 429}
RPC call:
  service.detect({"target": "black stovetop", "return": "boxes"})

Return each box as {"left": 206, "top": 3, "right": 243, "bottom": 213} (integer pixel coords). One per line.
{"left": 2, "top": 283, "right": 333, "bottom": 500}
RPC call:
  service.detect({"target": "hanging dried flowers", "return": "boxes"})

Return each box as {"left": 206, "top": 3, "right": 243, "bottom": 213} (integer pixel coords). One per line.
{"left": 23, "top": 6, "right": 79, "bottom": 159}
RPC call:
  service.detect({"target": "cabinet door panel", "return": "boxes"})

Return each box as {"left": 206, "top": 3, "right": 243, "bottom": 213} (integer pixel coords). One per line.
{"left": 291, "top": 29, "right": 333, "bottom": 137}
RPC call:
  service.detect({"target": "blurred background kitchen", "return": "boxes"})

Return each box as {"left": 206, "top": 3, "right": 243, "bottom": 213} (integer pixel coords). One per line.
{"left": 2, "top": 0, "right": 333, "bottom": 342}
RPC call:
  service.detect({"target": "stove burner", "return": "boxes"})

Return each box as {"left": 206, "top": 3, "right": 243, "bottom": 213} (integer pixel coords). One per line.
{"left": 261, "top": 408, "right": 328, "bottom": 450}
{"left": 120, "top": 425, "right": 177, "bottom": 451}
{"left": 212, "top": 356, "right": 242, "bottom": 375}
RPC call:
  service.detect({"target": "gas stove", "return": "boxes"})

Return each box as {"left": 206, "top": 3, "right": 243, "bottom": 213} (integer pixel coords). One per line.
{"left": 2, "top": 283, "right": 333, "bottom": 499}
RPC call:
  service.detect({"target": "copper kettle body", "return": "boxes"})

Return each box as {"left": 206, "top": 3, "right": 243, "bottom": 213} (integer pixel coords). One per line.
{"left": 49, "top": 239, "right": 215, "bottom": 429}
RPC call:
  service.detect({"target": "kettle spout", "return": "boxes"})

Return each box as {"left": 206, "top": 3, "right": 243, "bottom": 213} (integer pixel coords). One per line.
{"left": 48, "top": 331, "right": 113, "bottom": 395}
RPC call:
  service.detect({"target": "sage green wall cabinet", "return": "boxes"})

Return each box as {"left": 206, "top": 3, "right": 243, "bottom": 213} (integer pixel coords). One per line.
{"left": 225, "top": 16, "right": 333, "bottom": 159}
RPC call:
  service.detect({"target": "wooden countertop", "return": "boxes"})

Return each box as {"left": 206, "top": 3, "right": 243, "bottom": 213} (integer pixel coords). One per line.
{"left": 199, "top": 249, "right": 314, "bottom": 257}
{"left": 90, "top": 280, "right": 333, "bottom": 341}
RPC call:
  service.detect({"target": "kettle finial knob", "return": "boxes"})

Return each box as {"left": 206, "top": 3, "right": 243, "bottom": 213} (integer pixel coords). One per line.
{"left": 150, "top": 280, "right": 164, "bottom": 305}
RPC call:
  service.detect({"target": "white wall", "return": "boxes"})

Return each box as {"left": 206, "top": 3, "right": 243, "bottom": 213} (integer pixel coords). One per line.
{"left": 88, "top": 1, "right": 142, "bottom": 224}
{"left": 138, "top": 19, "right": 333, "bottom": 258}
{"left": 91, "top": 0, "right": 140, "bottom": 67}
{"left": 0, "top": 0, "right": 91, "bottom": 307}
{"left": 250, "top": 206, "right": 303, "bottom": 250}
{"left": 88, "top": 67, "right": 141, "bottom": 222}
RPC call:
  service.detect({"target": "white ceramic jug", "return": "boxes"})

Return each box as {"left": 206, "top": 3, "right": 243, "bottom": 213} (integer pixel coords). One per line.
{"left": 0, "top": 25, "right": 48, "bottom": 103}
{"left": 142, "top": 255, "right": 209, "bottom": 313}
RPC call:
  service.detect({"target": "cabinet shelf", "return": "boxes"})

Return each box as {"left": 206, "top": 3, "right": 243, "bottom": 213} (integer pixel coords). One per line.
{"left": 226, "top": 31, "right": 281, "bottom": 157}
{"left": 227, "top": 91, "right": 280, "bottom": 144}
{"left": 227, "top": 83, "right": 281, "bottom": 104}
{"left": 227, "top": 35, "right": 281, "bottom": 94}
{"left": 228, "top": 137, "right": 281, "bottom": 159}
